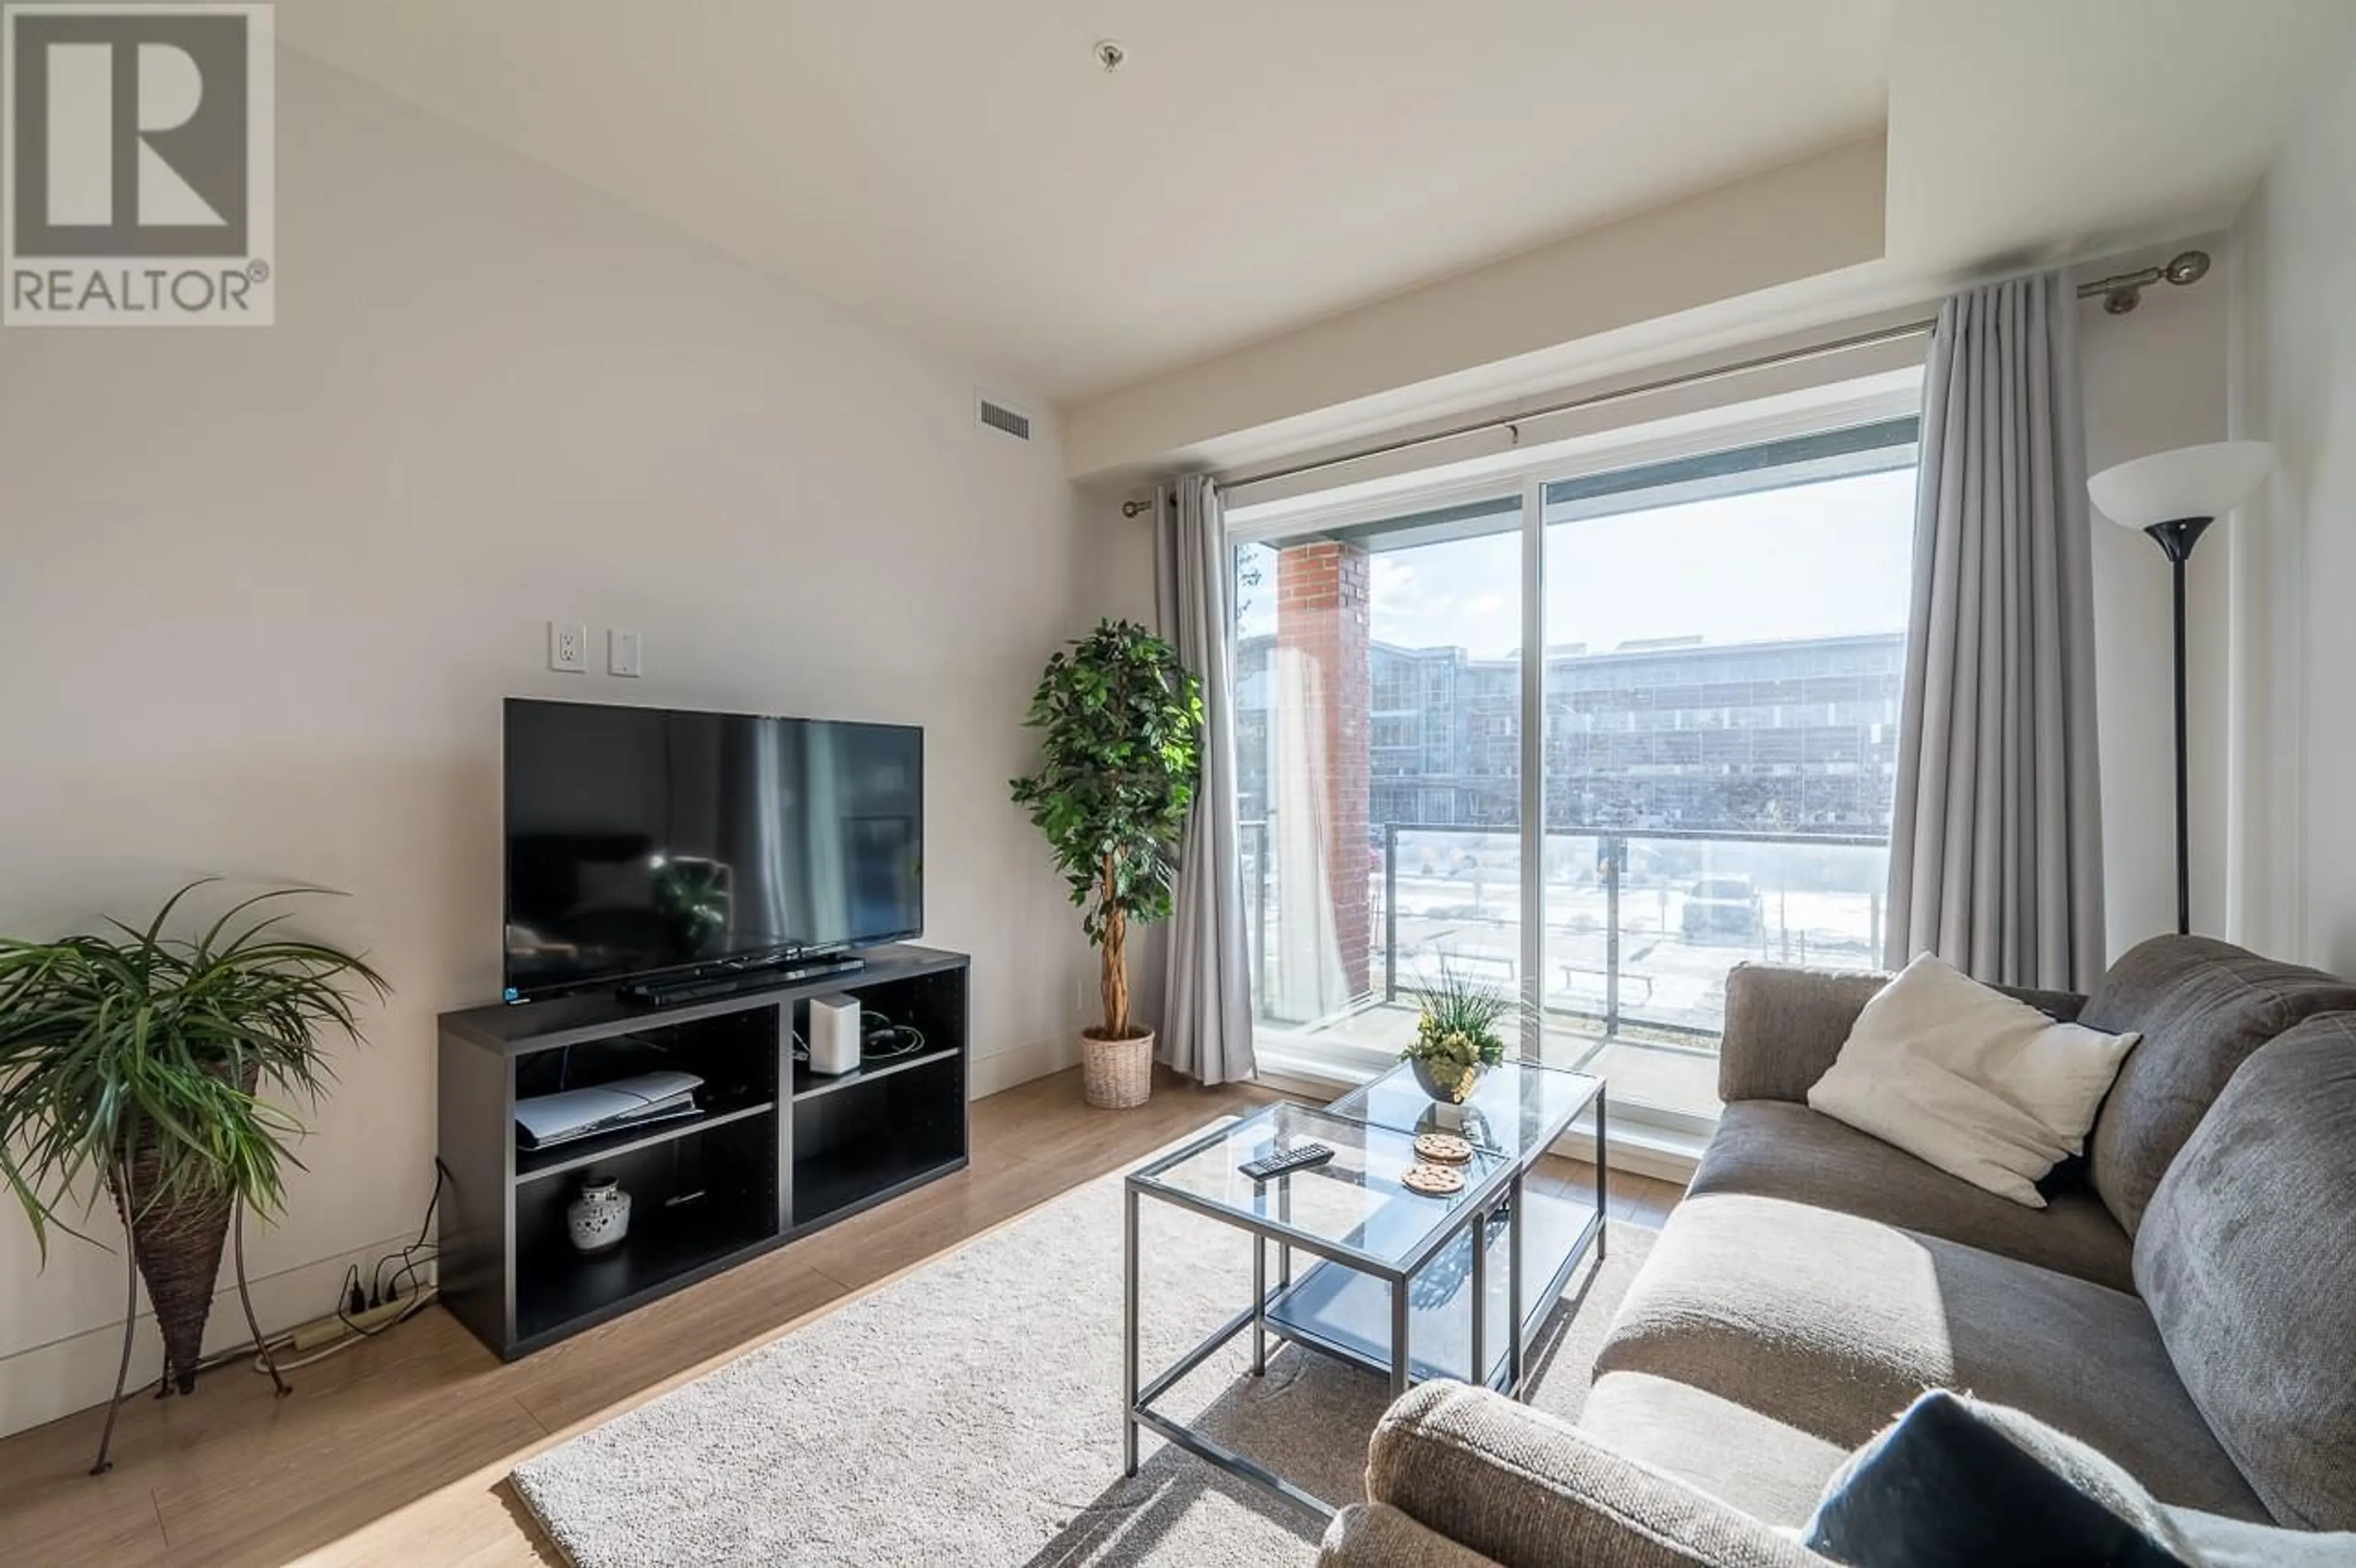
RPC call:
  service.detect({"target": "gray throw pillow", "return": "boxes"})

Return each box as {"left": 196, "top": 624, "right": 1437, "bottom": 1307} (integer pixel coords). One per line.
{"left": 1804, "top": 1390, "right": 2196, "bottom": 1567}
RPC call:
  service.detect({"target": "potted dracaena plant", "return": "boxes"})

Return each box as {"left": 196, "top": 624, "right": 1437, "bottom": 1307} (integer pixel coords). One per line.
{"left": 1011, "top": 619, "right": 1204, "bottom": 1109}
{"left": 0, "top": 881, "right": 387, "bottom": 1466}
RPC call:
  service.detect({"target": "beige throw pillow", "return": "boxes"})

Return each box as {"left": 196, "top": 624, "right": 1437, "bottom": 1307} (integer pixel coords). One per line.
{"left": 1807, "top": 953, "right": 2139, "bottom": 1207}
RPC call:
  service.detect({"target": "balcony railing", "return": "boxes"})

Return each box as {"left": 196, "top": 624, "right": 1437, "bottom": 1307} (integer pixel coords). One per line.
{"left": 1242, "top": 820, "right": 1890, "bottom": 1048}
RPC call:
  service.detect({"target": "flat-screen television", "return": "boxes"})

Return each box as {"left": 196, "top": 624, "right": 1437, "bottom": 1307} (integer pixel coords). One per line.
{"left": 502, "top": 699, "right": 923, "bottom": 1001}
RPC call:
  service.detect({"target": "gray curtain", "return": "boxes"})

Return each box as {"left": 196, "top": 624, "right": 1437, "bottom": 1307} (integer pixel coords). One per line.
{"left": 1153, "top": 475, "right": 1256, "bottom": 1083}
{"left": 1885, "top": 272, "right": 2107, "bottom": 990}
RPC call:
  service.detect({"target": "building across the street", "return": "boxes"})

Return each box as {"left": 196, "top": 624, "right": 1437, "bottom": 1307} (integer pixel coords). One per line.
{"left": 1234, "top": 629, "right": 1906, "bottom": 836}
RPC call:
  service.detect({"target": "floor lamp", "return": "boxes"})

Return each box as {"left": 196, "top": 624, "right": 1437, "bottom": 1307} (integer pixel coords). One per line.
{"left": 2087, "top": 440, "right": 2273, "bottom": 936}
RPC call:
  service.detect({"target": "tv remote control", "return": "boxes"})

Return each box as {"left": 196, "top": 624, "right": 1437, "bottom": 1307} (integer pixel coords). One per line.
{"left": 1240, "top": 1143, "right": 1334, "bottom": 1181}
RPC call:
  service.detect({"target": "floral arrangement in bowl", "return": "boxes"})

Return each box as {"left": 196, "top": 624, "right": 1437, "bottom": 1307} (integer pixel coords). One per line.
{"left": 1401, "top": 967, "right": 1513, "bottom": 1102}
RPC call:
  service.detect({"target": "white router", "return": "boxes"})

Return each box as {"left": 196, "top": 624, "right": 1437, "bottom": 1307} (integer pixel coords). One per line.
{"left": 807, "top": 994, "right": 863, "bottom": 1075}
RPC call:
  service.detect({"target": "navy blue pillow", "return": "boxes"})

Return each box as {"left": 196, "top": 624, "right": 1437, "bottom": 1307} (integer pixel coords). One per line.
{"left": 1804, "top": 1391, "right": 2196, "bottom": 1568}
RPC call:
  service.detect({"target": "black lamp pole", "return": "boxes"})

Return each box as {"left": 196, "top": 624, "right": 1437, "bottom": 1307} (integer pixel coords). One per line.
{"left": 2142, "top": 515, "right": 2214, "bottom": 936}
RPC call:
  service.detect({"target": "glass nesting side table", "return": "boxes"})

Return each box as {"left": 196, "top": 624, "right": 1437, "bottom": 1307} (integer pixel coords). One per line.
{"left": 1122, "top": 1060, "right": 1606, "bottom": 1517}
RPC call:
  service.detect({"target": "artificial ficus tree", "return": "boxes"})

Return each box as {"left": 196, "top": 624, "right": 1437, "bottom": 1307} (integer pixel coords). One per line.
{"left": 1009, "top": 620, "right": 1204, "bottom": 1040}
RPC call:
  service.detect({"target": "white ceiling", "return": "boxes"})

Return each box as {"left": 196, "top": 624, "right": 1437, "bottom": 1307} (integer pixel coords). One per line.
{"left": 1886, "top": 0, "right": 2355, "bottom": 270}
{"left": 278, "top": 1, "right": 2353, "bottom": 417}
{"left": 277, "top": 0, "right": 1892, "bottom": 402}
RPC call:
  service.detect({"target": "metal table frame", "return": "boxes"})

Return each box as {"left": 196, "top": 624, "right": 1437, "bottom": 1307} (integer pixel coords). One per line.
{"left": 1122, "top": 1075, "right": 1607, "bottom": 1520}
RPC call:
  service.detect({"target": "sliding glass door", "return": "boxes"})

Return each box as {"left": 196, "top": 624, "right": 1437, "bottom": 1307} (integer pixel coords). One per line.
{"left": 1231, "top": 413, "right": 1919, "bottom": 1131}
{"left": 1533, "top": 425, "right": 1916, "bottom": 1127}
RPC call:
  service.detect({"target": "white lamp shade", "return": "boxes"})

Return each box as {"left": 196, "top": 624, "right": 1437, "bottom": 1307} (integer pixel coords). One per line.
{"left": 2088, "top": 440, "right": 2273, "bottom": 529}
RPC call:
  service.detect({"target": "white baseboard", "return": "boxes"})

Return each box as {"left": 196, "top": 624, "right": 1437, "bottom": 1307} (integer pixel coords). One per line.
{"left": 1248, "top": 1065, "right": 1346, "bottom": 1101}
{"left": 0, "top": 1230, "right": 425, "bottom": 1442}
{"left": 1549, "top": 1122, "right": 1702, "bottom": 1185}
{"left": 967, "top": 1034, "right": 1081, "bottom": 1099}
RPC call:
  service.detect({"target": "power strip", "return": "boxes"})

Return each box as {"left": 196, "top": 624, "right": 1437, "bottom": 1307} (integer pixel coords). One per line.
{"left": 287, "top": 1288, "right": 436, "bottom": 1352}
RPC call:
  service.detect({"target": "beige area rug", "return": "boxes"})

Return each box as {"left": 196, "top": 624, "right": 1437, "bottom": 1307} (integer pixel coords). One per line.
{"left": 512, "top": 1162, "right": 1654, "bottom": 1567}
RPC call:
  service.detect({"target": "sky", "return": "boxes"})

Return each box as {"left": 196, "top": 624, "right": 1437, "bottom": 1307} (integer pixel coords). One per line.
{"left": 1238, "top": 468, "right": 1917, "bottom": 658}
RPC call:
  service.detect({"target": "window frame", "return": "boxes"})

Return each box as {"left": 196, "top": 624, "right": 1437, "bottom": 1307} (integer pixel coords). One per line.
{"left": 1223, "top": 371, "right": 1924, "bottom": 1137}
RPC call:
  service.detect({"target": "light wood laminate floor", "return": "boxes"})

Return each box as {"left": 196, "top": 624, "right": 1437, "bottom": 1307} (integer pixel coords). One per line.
{"left": 0, "top": 1066, "right": 1685, "bottom": 1567}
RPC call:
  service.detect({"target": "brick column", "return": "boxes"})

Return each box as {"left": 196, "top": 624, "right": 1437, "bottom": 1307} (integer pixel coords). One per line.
{"left": 1276, "top": 540, "right": 1372, "bottom": 1000}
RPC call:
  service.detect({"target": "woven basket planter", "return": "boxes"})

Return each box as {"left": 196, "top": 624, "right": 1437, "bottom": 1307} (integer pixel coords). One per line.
{"left": 1080, "top": 1029, "right": 1155, "bottom": 1110}
{"left": 107, "top": 1060, "right": 255, "bottom": 1395}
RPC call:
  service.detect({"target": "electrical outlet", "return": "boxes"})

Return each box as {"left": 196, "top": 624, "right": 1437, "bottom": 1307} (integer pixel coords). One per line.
{"left": 548, "top": 620, "right": 588, "bottom": 673}
{"left": 609, "top": 628, "right": 644, "bottom": 678}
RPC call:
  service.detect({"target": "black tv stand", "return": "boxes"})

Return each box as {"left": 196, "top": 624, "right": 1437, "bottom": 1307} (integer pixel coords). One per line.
{"left": 620, "top": 953, "right": 867, "bottom": 1008}
{"left": 436, "top": 944, "right": 967, "bottom": 1359}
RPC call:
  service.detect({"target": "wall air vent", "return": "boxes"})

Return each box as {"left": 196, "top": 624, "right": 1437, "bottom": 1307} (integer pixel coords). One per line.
{"left": 976, "top": 393, "right": 1033, "bottom": 442}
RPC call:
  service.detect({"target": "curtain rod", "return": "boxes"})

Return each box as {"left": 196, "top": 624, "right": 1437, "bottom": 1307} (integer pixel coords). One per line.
{"left": 1117, "top": 250, "right": 2212, "bottom": 509}
{"left": 1209, "top": 317, "right": 1935, "bottom": 496}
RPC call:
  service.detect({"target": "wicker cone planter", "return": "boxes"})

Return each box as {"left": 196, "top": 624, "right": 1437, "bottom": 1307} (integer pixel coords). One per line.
{"left": 1080, "top": 1029, "right": 1155, "bottom": 1110}
{"left": 110, "top": 1151, "right": 235, "bottom": 1395}
{"left": 107, "top": 1059, "right": 255, "bottom": 1396}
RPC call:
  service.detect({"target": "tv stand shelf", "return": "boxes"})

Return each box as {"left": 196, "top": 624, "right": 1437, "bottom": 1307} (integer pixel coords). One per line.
{"left": 436, "top": 944, "right": 969, "bottom": 1359}
{"left": 514, "top": 1099, "right": 777, "bottom": 1186}
{"left": 793, "top": 1040, "right": 959, "bottom": 1101}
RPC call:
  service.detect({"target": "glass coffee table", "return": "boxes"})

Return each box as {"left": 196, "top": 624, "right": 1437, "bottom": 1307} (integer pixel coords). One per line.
{"left": 1123, "top": 1061, "right": 1606, "bottom": 1517}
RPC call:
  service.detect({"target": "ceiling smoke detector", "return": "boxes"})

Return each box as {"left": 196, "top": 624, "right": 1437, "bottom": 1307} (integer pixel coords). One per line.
{"left": 1094, "top": 39, "right": 1126, "bottom": 72}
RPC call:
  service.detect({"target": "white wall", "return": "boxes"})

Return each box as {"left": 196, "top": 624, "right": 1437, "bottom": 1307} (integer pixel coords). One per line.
{"left": 2078, "top": 240, "right": 2234, "bottom": 957}
{"left": 2227, "top": 36, "right": 2356, "bottom": 971}
{"left": 0, "top": 53, "right": 1101, "bottom": 1435}
{"left": 1061, "top": 139, "right": 1890, "bottom": 482}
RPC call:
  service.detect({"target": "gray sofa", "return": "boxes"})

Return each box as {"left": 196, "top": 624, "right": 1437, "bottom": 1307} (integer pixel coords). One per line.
{"left": 1318, "top": 935, "right": 2356, "bottom": 1566}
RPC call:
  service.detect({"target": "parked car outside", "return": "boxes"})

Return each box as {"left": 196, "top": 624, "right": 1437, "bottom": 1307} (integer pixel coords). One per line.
{"left": 1681, "top": 875, "right": 1764, "bottom": 941}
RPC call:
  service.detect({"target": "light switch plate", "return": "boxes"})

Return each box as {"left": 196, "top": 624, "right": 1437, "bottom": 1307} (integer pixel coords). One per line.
{"left": 609, "top": 629, "right": 644, "bottom": 678}
{"left": 549, "top": 621, "right": 588, "bottom": 673}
